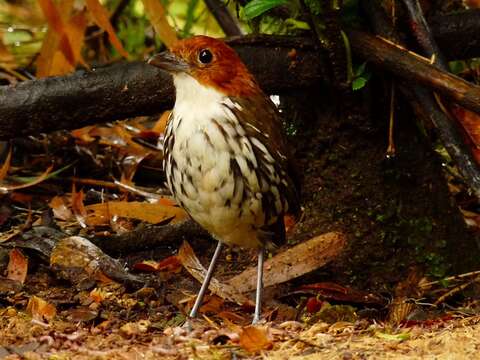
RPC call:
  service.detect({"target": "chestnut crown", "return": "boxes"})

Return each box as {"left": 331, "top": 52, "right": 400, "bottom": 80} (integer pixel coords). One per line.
{"left": 149, "top": 36, "right": 261, "bottom": 97}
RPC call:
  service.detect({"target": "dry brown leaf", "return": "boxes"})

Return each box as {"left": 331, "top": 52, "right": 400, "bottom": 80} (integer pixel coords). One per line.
{"left": 227, "top": 232, "right": 346, "bottom": 293}
{"left": 142, "top": 0, "right": 178, "bottom": 49}
{"left": 451, "top": 105, "right": 480, "bottom": 163}
{"left": 133, "top": 256, "right": 182, "bottom": 273}
{"left": 7, "top": 248, "right": 28, "bottom": 284}
{"left": 0, "top": 164, "right": 54, "bottom": 193}
{"left": 0, "top": 145, "right": 12, "bottom": 181}
{"left": 49, "top": 195, "right": 73, "bottom": 221}
{"left": 85, "top": 200, "right": 187, "bottom": 225}
{"left": 85, "top": 0, "right": 129, "bottom": 58}
{"left": 238, "top": 326, "right": 273, "bottom": 353}
{"left": 177, "top": 241, "right": 250, "bottom": 305}
{"left": 26, "top": 296, "right": 57, "bottom": 322}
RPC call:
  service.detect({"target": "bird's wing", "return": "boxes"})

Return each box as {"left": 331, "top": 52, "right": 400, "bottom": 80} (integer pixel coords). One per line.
{"left": 225, "top": 94, "right": 300, "bottom": 246}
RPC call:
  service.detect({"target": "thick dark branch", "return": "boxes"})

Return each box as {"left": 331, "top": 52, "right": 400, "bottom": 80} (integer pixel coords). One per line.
{"left": 1, "top": 11, "right": 480, "bottom": 140}
{"left": 362, "top": 1, "right": 480, "bottom": 196}
{"left": 348, "top": 30, "right": 480, "bottom": 114}
{"left": 0, "top": 36, "right": 325, "bottom": 140}
{"left": 204, "top": 0, "right": 243, "bottom": 37}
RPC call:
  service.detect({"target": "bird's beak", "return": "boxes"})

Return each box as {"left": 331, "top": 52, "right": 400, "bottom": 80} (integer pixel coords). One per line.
{"left": 148, "top": 51, "right": 190, "bottom": 73}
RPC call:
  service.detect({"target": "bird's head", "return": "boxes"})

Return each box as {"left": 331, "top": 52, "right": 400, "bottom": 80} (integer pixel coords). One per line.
{"left": 148, "top": 36, "right": 260, "bottom": 97}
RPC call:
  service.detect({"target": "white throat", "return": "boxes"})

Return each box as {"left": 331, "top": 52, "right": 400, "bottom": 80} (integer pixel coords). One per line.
{"left": 173, "top": 73, "right": 224, "bottom": 109}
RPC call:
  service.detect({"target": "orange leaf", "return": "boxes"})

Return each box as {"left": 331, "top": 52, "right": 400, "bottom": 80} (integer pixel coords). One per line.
{"left": 142, "top": 0, "right": 178, "bottom": 49}
{"left": 72, "top": 183, "right": 87, "bottom": 228}
{"left": 238, "top": 326, "right": 273, "bottom": 353}
{"left": 85, "top": 200, "right": 187, "bottom": 225}
{"left": 37, "top": 0, "right": 75, "bottom": 64}
{"left": 49, "top": 195, "right": 73, "bottom": 221}
{"left": 152, "top": 111, "right": 170, "bottom": 134}
{"left": 133, "top": 256, "right": 182, "bottom": 272}
{"left": 0, "top": 146, "right": 12, "bottom": 181}
{"left": 7, "top": 248, "right": 28, "bottom": 284}
{"left": 0, "top": 164, "right": 54, "bottom": 193}
{"left": 85, "top": 0, "right": 129, "bottom": 58}
{"left": 26, "top": 296, "right": 57, "bottom": 322}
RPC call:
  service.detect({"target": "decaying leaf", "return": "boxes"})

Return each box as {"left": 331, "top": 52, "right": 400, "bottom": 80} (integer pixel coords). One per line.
{"left": 86, "top": 200, "right": 187, "bottom": 226}
{"left": 227, "top": 232, "right": 346, "bottom": 293}
{"left": 238, "top": 325, "right": 273, "bottom": 353}
{"left": 71, "top": 184, "right": 87, "bottom": 228}
{"left": 6, "top": 248, "right": 28, "bottom": 284}
{"left": 50, "top": 236, "right": 143, "bottom": 290}
{"left": 26, "top": 296, "right": 57, "bottom": 322}
{"left": 177, "top": 241, "right": 250, "bottom": 305}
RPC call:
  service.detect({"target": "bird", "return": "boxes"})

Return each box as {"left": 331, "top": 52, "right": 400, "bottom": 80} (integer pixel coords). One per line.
{"left": 148, "top": 35, "right": 299, "bottom": 324}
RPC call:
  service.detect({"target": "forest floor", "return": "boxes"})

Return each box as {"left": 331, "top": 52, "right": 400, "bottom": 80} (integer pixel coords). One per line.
{"left": 1, "top": 306, "right": 480, "bottom": 359}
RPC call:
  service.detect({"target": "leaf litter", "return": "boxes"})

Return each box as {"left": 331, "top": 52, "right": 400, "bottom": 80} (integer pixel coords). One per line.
{"left": 2, "top": 2, "right": 480, "bottom": 358}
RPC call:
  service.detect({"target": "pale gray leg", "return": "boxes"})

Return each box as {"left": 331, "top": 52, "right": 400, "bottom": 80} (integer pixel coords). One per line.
{"left": 252, "top": 247, "right": 264, "bottom": 324}
{"left": 189, "top": 240, "right": 223, "bottom": 319}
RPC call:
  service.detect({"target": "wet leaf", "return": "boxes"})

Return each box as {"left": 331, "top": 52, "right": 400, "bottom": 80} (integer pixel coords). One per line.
{"left": 238, "top": 326, "right": 273, "bottom": 353}
{"left": 86, "top": 200, "right": 187, "bottom": 226}
{"left": 142, "top": 0, "right": 178, "bottom": 48}
{"left": 26, "top": 296, "right": 57, "bottom": 322}
{"left": 6, "top": 248, "right": 28, "bottom": 284}
{"left": 85, "top": 0, "right": 129, "bottom": 58}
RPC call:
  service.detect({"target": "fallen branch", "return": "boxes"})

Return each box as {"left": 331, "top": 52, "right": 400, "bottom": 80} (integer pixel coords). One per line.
{"left": 1, "top": 10, "right": 480, "bottom": 140}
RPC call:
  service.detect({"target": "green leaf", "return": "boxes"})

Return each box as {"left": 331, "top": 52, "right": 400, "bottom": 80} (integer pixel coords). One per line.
{"left": 375, "top": 331, "right": 410, "bottom": 341}
{"left": 352, "top": 77, "right": 367, "bottom": 91}
{"left": 244, "top": 0, "right": 289, "bottom": 20}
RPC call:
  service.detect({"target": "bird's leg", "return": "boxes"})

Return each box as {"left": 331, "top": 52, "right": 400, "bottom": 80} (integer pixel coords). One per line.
{"left": 252, "top": 246, "right": 264, "bottom": 324}
{"left": 189, "top": 240, "right": 223, "bottom": 319}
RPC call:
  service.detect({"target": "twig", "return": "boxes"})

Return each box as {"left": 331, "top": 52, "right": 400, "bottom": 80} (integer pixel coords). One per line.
{"left": 360, "top": 0, "right": 480, "bottom": 196}
{"left": 401, "top": 0, "right": 448, "bottom": 69}
{"left": 204, "top": 0, "right": 243, "bottom": 37}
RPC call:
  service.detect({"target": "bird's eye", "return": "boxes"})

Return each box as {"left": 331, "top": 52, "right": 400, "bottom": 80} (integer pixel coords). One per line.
{"left": 198, "top": 49, "right": 213, "bottom": 64}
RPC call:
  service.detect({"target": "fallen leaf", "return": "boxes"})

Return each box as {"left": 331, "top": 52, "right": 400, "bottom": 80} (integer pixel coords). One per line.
{"left": 67, "top": 307, "right": 98, "bottom": 322}
{"left": 86, "top": 200, "right": 187, "bottom": 225}
{"left": 49, "top": 195, "right": 73, "bottom": 221}
{"left": 142, "top": 0, "right": 178, "bottom": 49}
{"left": 26, "top": 296, "right": 57, "bottom": 322}
{"left": 85, "top": 0, "right": 129, "bottom": 58}
{"left": 50, "top": 236, "right": 143, "bottom": 290}
{"left": 238, "top": 326, "right": 273, "bottom": 353}
{"left": 152, "top": 111, "right": 171, "bottom": 134}
{"left": 177, "top": 241, "right": 250, "bottom": 305}
{"left": 6, "top": 248, "right": 28, "bottom": 284}
{"left": 375, "top": 331, "right": 411, "bottom": 341}
{"left": 71, "top": 184, "right": 87, "bottom": 228}
{"left": 133, "top": 256, "right": 182, "bottom": 273}
{"left": 227, "top": 232, "right": 346, "bottom": 293}
{"left": 299, "top": 282, "right": 385, "bottom": 305}
{"left": 0, "top": 33, "right": 15, "bottom": 67}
